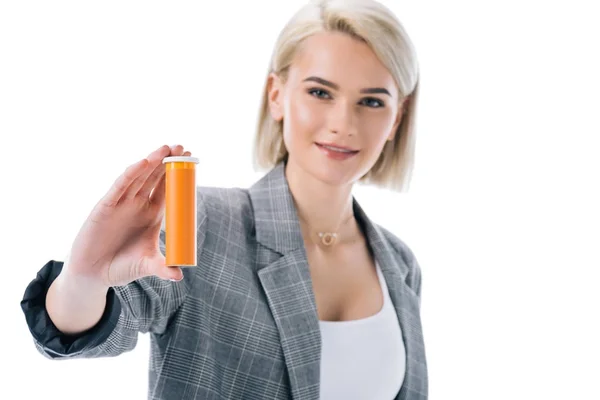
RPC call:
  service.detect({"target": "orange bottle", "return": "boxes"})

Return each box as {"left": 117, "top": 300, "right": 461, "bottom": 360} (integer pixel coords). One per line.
{"left": 162, "top": 156, "right": 199, "bottom": 267}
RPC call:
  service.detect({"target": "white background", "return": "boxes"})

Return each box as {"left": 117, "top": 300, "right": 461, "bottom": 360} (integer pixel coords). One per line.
{"left": 1, "top": 1, "right": 599, "bottom": 399}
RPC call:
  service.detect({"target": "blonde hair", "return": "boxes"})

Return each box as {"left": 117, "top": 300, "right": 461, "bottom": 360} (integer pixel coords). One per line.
{"left": 253, "top": 0, "right": 420, "bottom": 192}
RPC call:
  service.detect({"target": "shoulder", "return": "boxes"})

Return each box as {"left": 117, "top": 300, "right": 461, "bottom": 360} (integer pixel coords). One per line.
{"left": 197, "top": 185, "right": 251, "bottom": 211}
{"left": 376, "top": 224, "right": 423, "bottom": 299}
{"left": 377, "top": 224, "right": 418, "bottom": 265}
{"left": 196, "top": 185, "right": 254, "bottom": 226}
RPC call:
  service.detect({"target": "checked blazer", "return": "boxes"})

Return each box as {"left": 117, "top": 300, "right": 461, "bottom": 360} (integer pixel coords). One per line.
{"left": 21, "top": 160, "right": 428, "bottom": 399}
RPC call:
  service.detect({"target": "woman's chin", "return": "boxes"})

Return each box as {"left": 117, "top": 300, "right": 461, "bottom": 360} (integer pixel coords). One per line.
{"left": 287, "top": 153, "right": 364, "bottom": 187}
{"left": 309, "top": 165, "right": 360, "bottom": 188}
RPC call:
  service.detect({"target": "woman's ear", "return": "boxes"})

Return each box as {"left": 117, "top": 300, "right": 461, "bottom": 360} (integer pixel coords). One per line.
{"left": 267, "top": 72, "right": 284, "bottom": 122}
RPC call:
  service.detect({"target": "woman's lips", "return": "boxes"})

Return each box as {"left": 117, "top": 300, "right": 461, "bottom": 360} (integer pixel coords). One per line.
{"left": 315, "top": 142, "right": 360, "bottom": 161}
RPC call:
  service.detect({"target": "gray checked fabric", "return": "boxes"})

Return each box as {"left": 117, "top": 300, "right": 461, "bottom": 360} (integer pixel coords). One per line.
{"left": 22, "top": 161, "right": 428, "bottom": 399}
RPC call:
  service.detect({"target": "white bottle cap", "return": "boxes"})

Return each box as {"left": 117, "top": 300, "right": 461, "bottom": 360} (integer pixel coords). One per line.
{"left": 162, "top": 156, "right": 199, "bottom": 164}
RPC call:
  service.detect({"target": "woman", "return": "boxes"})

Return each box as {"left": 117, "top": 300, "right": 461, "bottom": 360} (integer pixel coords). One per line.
{"left": 21, "top": 0, "right": 427, "bottom": 398}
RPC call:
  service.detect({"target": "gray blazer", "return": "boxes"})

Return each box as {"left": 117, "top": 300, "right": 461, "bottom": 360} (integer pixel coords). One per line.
{"left": 21, "top": 161, "right": 428, "bottom": 399}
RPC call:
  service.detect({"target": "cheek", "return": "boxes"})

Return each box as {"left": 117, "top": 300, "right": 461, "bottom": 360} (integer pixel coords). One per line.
{"left": 358, "top": 112, "right": 396, "bottom": 146}
{"left": 283, "top": 95, "right": 323, "bottom": 144}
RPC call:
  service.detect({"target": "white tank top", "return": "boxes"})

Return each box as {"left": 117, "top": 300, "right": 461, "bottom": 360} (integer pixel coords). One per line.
{"left": 318, "top": 261, "right": 406, "bottom": 399}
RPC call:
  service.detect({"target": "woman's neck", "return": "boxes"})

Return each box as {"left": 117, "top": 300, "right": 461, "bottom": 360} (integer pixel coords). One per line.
{"left": 284, "top": 159, "right": 357, "bottom": 243}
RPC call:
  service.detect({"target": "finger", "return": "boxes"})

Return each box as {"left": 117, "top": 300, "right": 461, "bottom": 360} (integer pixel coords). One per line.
{"left": 150, "top": 173, "right": 166, "bottom": 207}
{"left": 101, "top": 158, "right": 149, "bottom": 207}
{"left": 138, "top": 146, "right": 188, "bottom": 199}
{"left": 149, "top": 150, "right": 192, "bottom": 207}
{"left": 160, "top": 266, "right": 184, "bottom": 282}
{"left": 136, "top": 254, "right": 184, "bottom": 281}
{"left": 125, "top": 145, "right": 172, "bottom": 201}
{"left": 150, "top": 260, "right": 184, "bottom": 281}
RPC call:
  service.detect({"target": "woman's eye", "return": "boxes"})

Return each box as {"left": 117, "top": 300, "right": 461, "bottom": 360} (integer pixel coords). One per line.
{"left": 308, "top": 89, "right": 384, "bottom": 108}
{"left": 308, "top": 88, "right": 331, "bottom": 99}
{"left": 361, "top": 98, "right": 384, "bottom": 108}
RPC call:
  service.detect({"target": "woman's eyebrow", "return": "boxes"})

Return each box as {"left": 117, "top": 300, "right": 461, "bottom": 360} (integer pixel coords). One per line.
{"left": 302, "top": 76, "right": 391, "bottom": 96}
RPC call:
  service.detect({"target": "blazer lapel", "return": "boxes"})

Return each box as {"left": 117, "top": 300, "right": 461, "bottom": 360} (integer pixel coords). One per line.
{"left": 353, "top": 201, "right": 428, "bottom": 399}
{"left": 249, "top": 161, "right": 427, "bottom": 400}
{"left": 250, "top": 162, "right": 321, "bottom": 400}
{"left": 257, "top": 250, "right": 322, "bottom": 400}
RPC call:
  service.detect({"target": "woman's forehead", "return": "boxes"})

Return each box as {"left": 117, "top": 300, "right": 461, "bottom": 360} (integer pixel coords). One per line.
{"left": 288, "top": 32, "right": 396, "bottom": 91}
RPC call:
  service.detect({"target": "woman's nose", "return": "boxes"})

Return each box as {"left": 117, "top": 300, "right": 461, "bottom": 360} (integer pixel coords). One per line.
{"left": 327, "top": 100, "right": 358, "bottom": 137}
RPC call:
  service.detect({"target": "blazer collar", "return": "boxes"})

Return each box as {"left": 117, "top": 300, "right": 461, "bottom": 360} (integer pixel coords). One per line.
{"left": 248, "top": 161, "right": 421, "bottom": 400}
{"left": 248, "top": 161, "right": 409, "bottom": 279}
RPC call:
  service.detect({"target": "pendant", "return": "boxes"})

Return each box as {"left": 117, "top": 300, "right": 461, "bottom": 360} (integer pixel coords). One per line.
{"left": 318, "top": 232, "right": 337, "bottom": 246}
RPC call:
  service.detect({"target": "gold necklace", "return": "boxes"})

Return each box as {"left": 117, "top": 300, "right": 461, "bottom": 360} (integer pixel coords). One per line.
{"left": 300, "top": 213, "right": 355, "bottom": 247}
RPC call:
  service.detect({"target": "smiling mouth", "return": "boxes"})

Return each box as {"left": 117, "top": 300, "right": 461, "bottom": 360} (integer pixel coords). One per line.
{"left": 315, "top": 142, "right": 359, "bottom": 154}
{"left": 315, "top": 142, "right": 360, "bottom": 161}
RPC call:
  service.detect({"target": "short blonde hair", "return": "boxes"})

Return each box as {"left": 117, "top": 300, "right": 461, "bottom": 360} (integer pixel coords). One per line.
{"left": 253, "top": 0, "right": 420, "bottom": 192}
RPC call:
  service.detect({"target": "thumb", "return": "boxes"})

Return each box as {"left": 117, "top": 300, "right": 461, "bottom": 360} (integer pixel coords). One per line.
{"left": 147, "top": 254, "right": 184, "bottom": 282}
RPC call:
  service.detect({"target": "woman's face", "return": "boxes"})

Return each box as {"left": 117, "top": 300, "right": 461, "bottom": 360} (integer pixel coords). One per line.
{"left": 267, "top": 31, "right": 407, "bottom": 187}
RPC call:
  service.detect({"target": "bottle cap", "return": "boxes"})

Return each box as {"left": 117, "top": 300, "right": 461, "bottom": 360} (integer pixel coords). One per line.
{"left": 162, "top": 156, "right": 199, "bottom": 164}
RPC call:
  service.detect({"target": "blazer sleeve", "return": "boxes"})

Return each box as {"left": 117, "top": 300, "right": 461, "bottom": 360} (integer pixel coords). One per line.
{"left": 20, "top": 192, "right": 208, "bottom": 360}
